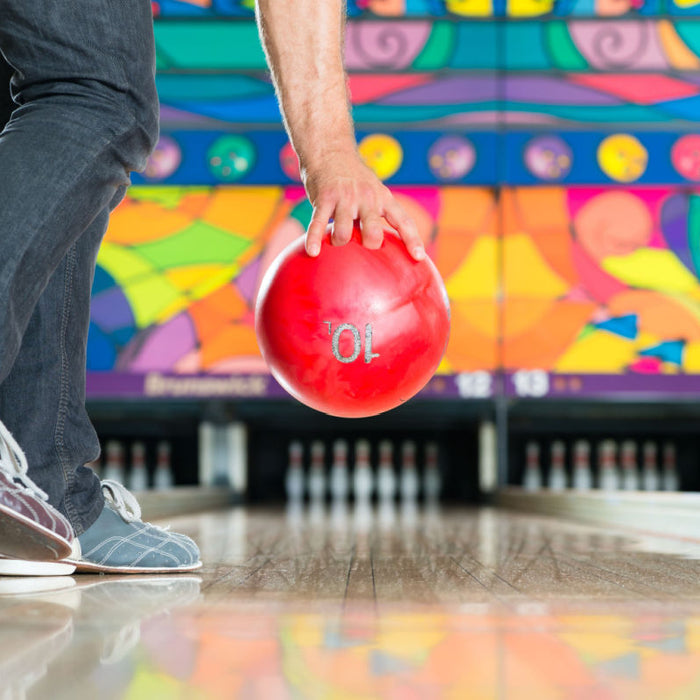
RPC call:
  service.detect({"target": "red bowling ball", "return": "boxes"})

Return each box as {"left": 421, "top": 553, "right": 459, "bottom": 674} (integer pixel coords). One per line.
{"left": 255, "top": 226, "right": 450, "bottom": 418}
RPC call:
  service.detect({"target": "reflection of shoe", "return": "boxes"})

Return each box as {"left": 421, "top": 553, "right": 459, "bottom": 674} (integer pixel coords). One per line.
{"left": 0, "top": 593, "right": 74, "bottom": 696}
{"left": 72, "top": 576, "right": 202, "bottom": 665}
{"left": 1, "top": 576, "right": 200, "bottom": 696}
{"left": 66, "top": 481, "right": 201, "bottom": 573}
{"left": 0, "top": 555, "right": 76, "bottom": 576}
{"left": 0, "top": 420, "right": 73, "bottom": 561}
{"left": 77, "top": 575, "right": 202, "bottom": 623}
{"left": 0, "top": 575, "right": 77, "bottom": 597}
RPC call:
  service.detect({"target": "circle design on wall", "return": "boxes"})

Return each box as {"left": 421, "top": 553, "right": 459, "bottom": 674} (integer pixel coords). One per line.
{"left": 279, "top": 142, "right": 302, "bottom": 182}
{"left": 524, "top": 135, "right": 573, "bottom": 182}
{"left": 143, "top": 135, "right": 181, "bottom": 180}
{"left": 597, "top": 134, "right": 648, "bottom": 183}
{"left": 358, "top": 134, "right": 403, "bottom": 181}
{"left": 671, "top": 134, "right": 700, "bottom": 182}
{"left": 207, "top": 135, "right": 256, "bottom": 182}
{"left": 428, "top": 135, "right": 476, "bottom": 181}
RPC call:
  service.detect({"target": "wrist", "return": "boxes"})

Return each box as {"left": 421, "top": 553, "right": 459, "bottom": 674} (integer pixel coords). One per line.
{"left": 298, "top": 140, "right": 360, "bottom": 174}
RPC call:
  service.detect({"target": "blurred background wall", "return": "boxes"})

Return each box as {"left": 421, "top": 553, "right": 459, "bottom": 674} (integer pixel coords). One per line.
{"left": 5, "top": 1, "right": 700, "bottom": 496}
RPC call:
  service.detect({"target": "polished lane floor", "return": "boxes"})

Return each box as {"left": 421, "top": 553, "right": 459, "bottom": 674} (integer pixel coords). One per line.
{"left": 3, "top": 505, "right": 700, "bottom": 698}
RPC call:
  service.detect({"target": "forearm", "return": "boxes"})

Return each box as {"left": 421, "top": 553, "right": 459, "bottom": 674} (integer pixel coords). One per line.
{"left": 255, "top": 0, "right": 357, "bottom": 172}
{"left": 255, "top": 0, "right": 423, "bottom": 259}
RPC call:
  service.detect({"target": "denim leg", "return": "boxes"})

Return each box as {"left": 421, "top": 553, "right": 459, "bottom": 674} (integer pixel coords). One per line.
{"left": 0, "top": 0, "right": 159, "bottom": 532}
{"left": 0, "top": 0, "right": 159, "bottom": 381}
{"left": 0, "top": 213, "right": 108, "bottom": 534}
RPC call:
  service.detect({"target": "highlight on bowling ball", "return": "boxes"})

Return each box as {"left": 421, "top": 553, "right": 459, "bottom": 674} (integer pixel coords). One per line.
{"left": 255, "top": 224, "right": 450, "bottom": 418}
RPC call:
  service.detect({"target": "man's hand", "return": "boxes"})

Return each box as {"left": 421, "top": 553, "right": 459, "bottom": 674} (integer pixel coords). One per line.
{"left": 255, "top": 0, "right": 423, "bottom": 260}
{"left": 302, "top": 150, "right": 425, "bottom": 260}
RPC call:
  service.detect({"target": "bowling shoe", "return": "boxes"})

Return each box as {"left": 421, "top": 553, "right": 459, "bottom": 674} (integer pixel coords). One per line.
{"left": 65, "top": 480, "right": 201, "bottom": 573}
{"left": 0, "top": 420, "right": 74, "bottom": 563}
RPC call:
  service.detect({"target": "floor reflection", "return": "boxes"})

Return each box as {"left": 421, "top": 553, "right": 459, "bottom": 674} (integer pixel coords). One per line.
{"left": 4, "top": 589, "right": 698, "bottom": 699}
{"left": 1, "top": 576, "right": 201, "bottom": 699}
{"left": 1, "top": 505, "right": 699, "bottom": 699}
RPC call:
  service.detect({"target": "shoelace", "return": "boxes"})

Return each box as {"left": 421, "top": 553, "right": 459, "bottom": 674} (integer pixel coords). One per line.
{"left": 101, "top": 479, "right": 143, "bottom": 523}
{"left": 101, "top": 479, "right": 172, "bottom": 534}
{"left": 0, "top": 419, "right": 49, "bottom": 501}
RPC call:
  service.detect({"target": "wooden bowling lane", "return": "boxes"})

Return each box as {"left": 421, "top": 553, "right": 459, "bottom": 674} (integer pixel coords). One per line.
{"left": 2, "top": 506, "right": 699, "bottom": 698}
{"left": 188, "top": 505, "right": 700, "bottom": 606}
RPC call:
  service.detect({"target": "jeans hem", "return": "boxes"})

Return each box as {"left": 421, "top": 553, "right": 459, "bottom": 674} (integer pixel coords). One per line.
{"left": 71, "top": 488, "right": 105, "bottom": 537}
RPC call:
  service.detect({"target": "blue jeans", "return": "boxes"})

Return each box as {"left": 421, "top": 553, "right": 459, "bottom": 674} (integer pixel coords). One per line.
{"left": 0, "top": 0, "right": 159, "bottom": 534}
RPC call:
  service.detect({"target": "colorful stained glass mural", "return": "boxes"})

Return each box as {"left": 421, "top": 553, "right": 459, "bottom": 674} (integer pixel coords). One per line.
{"left": 152, "top": 0, "right": 700, "bottom": 17}
{"left": 89, "top": 186, "right": 498, "bottom": 397}
{"left": 88, "top": 7, "right": 700, "bottom": 398}
{"left": 152, "top": 21, "right": 700, "bottom": 130}
{"left": 501, "top": 186, "right": 700, "bottom": 393}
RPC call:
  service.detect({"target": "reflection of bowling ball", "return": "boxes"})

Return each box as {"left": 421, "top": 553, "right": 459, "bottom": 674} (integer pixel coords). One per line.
{"left": 597, "top": 134, "right": 647, "bottom": 183}
{"left": 255, "top": 224, "right": 450, "bottom": 418}
{"left": 207, "top": 135, "right": 256, "bottom": 182}
{"left": 428, "top": 136, "right": 476, "bottom": 180}
{"left": 524, "top": 135, "right": 573, "bottom": 181}
{"left": 279, "top": 142, "right": 302, "bottom": 181}
{"left": 672, "top": 134, "right": 700, "bottom": 182}
{"left": 358, "top": 134, "right": 403, "bottom": 181}
{"left": 143, "top": 135, "right": 181, "bottom": 180}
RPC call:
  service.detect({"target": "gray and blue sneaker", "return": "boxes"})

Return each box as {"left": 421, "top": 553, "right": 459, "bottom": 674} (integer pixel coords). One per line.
{"left": 66, "top": 481, "right": 201, "bottom": 574}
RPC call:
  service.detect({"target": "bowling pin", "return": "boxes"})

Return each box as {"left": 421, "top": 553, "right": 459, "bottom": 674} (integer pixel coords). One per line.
{"left": 154, "top": 440, "right": 174, "bottom": 490}
{"left": 378, "top": 497, "right": 397, "bottom": 530}
{"left": 353, "top": 439, "right": 374, "bottom": 502}
{"left": 329, "top": 439, "right": 350, "bottom": 502}
{"left": 572, "top": 440, "right": 592, "bottom": 491}
{"left": 597, "top": 440, "right": 620, "bottom": 491}
{"left": 128, "top": 441, "right": 149, "bottom": 492}
{"left": 285, "top": 441, "right": 305, "bottom": 502}
{"left": 662, "top": 442, "right": 680, "bottom": 492}
{"left": 376, "top": 440, "right": 397, "bottom": 502}
{"left": 307, "top": 441, "right": 327, "bottom": 502}
{"left": 103, "top": 440, "right": 126, "bottom": 484}
{"left": 308, "top": 495, "right": 325, "bottom": 526}
{"left": 548, "top": 441, "right": 567, "bottom": 491}
{"left": 523, "top": 442, "right": 542, "bottom": 491}
{"left": 642, "top": 441, "right": 660, "bottom": 492}
{"left": 620, "top": 441, "right": 639, "bottom": 491}
{"left": 423, "top": 442, "right": 442, "bottom": 503}
{"left": 400, "top": 440, "right": 419, "bottom": 501}
{"left": 330, "top": 497, "right": 349, "bottom": 530}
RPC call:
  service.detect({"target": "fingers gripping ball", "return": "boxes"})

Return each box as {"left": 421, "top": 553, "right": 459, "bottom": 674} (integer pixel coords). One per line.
{"left": 255, "top": 226, "right": 451, "bottom": 418}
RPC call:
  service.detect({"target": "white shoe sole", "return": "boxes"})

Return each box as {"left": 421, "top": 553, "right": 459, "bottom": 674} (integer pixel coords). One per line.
{"left": 0, "top": 557, "right": 76, "bottom": 576}
{"left": 63, "top": 558, "right": 203, "bottom": 574}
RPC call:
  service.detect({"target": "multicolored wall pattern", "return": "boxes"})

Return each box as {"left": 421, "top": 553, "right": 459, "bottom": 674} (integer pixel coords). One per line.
{"left": 87, "top": 5, "right": 700, "bottom": 400}
{"left": 151, "top": 0, "right": 700, "bottom": 17}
